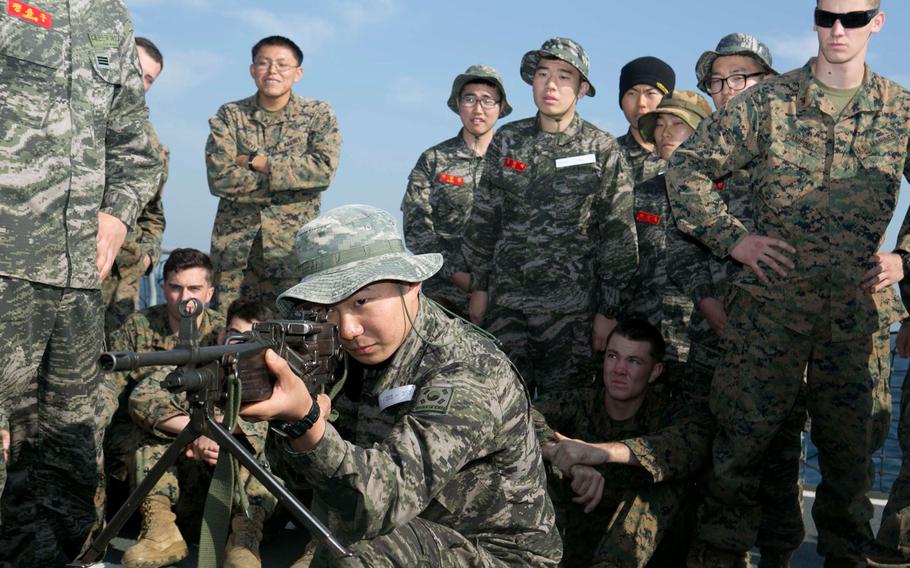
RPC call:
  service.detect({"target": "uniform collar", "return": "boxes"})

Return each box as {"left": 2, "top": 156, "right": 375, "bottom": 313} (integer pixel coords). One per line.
{"left": 533, "top": 111, "right": 584, "bottom": 145}
{"left": 249, "top": 92, "right": 300, "bottom": 125}
{"left": 797, "top": 58, "right": 883, "bottom": 118}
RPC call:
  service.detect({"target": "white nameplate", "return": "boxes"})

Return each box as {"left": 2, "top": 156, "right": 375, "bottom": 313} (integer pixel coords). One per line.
{"left": 378, "top": 384, "right": 417, "bottom": 411}
{"left": 555, "top": 153, "right": 596, "bottom": 168}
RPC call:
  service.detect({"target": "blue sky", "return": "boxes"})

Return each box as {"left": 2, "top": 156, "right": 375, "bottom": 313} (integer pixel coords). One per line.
{"left": 126, "top": 0, "right": 910, "bottom": 253}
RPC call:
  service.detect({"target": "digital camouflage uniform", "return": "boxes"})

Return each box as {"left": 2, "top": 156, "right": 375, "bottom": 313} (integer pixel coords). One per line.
{"left": 270, "top": 299, "right": 561, "bottom": 566}
{"left": 536, "top": 382, "right": 696, "bottom": 567}
{"left": 401, "top": 134, "right": 484, "bottom": 316}
{"left": 206, "top": 93, "right": 341, "bottom": 311}
{"left": 462, "top": 39, "right": 637, "bottom": 399}
{"left": 102, "top": 122, "right": 168, "bottom": 335}
{"left": 0, "top": 2, "right": 160, "bottom": 564}
{"left": 666, "top": 60, "right": 910, "bottom": 561}
{"left": 616, "top": 129, "right": 664, "bottom": 187}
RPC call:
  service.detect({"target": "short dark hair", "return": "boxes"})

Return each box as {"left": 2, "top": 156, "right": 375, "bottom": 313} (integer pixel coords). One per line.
{"left": 251, "top": 36, "right": 303, "bottom": 66}
{"left": 460, "top": 78, "right": 501, "bottom": 99}
{"left": 606, "top": 318, "right": 666, "bottom": 363}
{"left": 162, "top": 248, "right": 212, "bottom": 283}
{"left": 226, "top": 298, "right": 275, "bottom": 324}
{"left": 135, "top": 36, "right": 163, "bottom": 70}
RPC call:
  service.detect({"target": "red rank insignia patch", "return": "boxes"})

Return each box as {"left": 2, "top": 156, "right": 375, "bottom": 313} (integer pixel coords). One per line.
{"left": 438, "top": 173, "right": 464, "bottom": 187}
{"left": 714, "top": 180, "right": 725, "bottom": 191}
{"left": 6, "top": 1, "right": 52, "bottom": 28}
{"left": 503, "top": 157, "right": 527, "bottom": 172}
{"left": 636, "top": 211, "right": 661, "bottom": 225}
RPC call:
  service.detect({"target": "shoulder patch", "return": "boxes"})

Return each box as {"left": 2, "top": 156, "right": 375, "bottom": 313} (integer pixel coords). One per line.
{"left": 412, "top": 386, "right": 455, "bottom": 414}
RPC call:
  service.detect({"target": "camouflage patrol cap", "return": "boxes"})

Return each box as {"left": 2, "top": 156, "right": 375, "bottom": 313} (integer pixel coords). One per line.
{"left": 520, "top": 37, "right": 596, "bottom": 97}
{"left": 447, "top": 64, "right": 512, "bottom": 118}
{"left": 639, "top": 90, "right": 712, "bottom": 144}
{"left": 696, "top": 33, "right": 776, "bottom": 93}
{"left": 276, "top": 205, "right": 442, "bottom": 312}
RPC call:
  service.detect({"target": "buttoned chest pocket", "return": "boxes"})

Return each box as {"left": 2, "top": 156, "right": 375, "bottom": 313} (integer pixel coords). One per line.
{"left": 0, "top": 20, "right": 63, "bottom": 129}
{"left": 429, "top": 175, "right": 473, "bottom": 237}
{"left": 495, "top": 159, "right": 533, "bottom": 214}
{"left": 551, "top": 163, "right": 599, "bottom": 225}
{"left": 761, "top": 137, "right": 824, "bottom": 211}
{"left": 88, "top": 46, "right": 123, "bottom": 132}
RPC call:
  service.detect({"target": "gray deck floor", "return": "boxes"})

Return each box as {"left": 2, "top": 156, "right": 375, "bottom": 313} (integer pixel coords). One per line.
{"left": 93, "top": 488, "right": 890, "bottom": 567}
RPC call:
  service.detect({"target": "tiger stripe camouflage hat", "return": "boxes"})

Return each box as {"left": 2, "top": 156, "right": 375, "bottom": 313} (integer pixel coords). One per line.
{"left": 277, "top": 205, "right": 442, "bottom": 313}
{"left": 520, "top": 37, "right": 596, "bottom": 97}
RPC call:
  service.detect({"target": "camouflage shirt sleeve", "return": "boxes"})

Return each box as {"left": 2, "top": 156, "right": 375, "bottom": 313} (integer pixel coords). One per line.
{"left": 128, "top": 369, "right": 188, "bottom": 436}
{"left": 99, "top": 24, "right": 162, "bottom": 229}
{"left": 205, "top": 105, "right": 267, "bottom": 201}
{"left": 282, "top": 366, "right": 508, "bottom": 541}
{"left": 461, "top": 135, "right": 504, "bottom": 292}
{"left": 135, "top": 126, "right": 167, "bottom": 268}
{"left": 267, "top": 101, "right": 341, "bottom": 192}
{"left": 666, "top": 93, "right": 765, "bottom": 257}
{"left": 896, "top": 137, "right": 910, "bottom": 260}
{"left": 401, "top": 150, "right": 446, "bottom": 272}
{"left": 595, "top": 149, "right": 638, "bottom": 314}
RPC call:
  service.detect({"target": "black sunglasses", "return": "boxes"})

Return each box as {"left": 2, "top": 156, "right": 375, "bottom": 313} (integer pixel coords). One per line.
{"left": 814, "top": 7, "right": 879, "bottom": 29}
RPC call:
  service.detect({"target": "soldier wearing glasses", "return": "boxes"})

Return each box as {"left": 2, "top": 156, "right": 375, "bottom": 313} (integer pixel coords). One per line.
{"left": 205, "top": 35, "right": 341, "bottom": 313}
{"left": 401, "top": 65, "right": 511, "bottom": 318}
{"left": 667, "top": 2, "right": 910, "bottom": 565}
{"left": 462, "top": 37, "right": 637, "bottom": 400}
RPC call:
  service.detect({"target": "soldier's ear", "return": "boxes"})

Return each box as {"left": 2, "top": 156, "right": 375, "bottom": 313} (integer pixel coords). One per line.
{"left": 577, "top": 81, "right": 590, "bottom": 101}
{"left": 293, "top": 66, "right": 304, "bottom": 84}
{"left": 648, "top": 362, "right": 663, "bottom": 384}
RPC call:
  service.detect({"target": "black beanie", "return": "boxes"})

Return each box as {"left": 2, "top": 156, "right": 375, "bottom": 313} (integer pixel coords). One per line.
{"left": 618, "top": 56, "right": 676, "bottom": 107}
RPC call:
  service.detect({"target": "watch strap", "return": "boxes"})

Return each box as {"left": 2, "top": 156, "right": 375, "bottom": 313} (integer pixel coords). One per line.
{"left": 270, "top": 398, "right": 320, "bottom": 439}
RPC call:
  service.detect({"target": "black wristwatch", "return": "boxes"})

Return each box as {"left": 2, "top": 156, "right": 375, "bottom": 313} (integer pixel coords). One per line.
{"left": 247, "top": 152, "right": 259, "bottom": 171}
{"left": 270, "top": 399, "right": 320, "bottom": 439}
{"left": 602, "top": 306, "right": 619, "bottom": 319}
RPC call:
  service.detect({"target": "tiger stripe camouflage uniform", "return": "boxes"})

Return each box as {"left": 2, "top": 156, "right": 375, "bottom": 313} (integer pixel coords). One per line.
{"left": 102, "top": 122, "right": 168, "bottom": 335}
{"left": 616, "top": 129, "right": 665, "bottom": 186}
{"left": 206, "top": 93, "right": 341, "bottom": 311}
{"left": 401, "top": 134, "right": 483, "bottom": 316}
{"left": 666, "top": 60, "right": 910, "bottom": 561}
{"left": 104, "top": 305, "right": 275, "bottom": 516}
{"left": 621, "top": 173, "right": 692, "bottom": 368}
{"left": 536, "top": 382, "right": 695, "bottom": 566}
{"left": 271, "top": 298, "right": 561, "bottom": 566}
{"left": 462, "top": 111, "right": 637, "bottom": 397}
{"left": 0, "top": 2, "right": 160, "bottom": 564}
{"left": 666, "top": 167, "right": 808, "bottom": 557}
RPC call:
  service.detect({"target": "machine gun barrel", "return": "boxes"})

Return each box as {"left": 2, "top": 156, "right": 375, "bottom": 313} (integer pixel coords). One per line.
{"left": 99, "top": 342, "right": 270, "bottom": 372}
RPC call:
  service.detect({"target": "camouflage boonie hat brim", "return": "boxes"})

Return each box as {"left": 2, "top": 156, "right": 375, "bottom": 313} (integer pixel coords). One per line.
{"left": 639, "top": 90, "right": 713, "bottom": 144}
{"left": 276, "top": 205, "right": 442, "bottom": 313}
{"left": 520, "top": 37, "right": 595, "bottom": 97}
{"left": 696, "top": 33, "right": 776, "bottom": 92}
{"left": 447, "top": 64, "right": 512, "bottom": 118}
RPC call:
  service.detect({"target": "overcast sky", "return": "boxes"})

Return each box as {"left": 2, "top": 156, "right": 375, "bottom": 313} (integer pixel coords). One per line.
{"left": 126, "top": 0, "right": 910, "bottom": 253}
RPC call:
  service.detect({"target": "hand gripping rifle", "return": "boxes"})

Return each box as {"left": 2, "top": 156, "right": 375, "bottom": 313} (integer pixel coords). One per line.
{"left": 72, "top": 300, "right": 353, "bottom": 565}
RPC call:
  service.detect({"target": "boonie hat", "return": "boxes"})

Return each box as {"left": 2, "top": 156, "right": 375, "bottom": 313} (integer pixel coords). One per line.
{"left": 696, "top": 33, "right": 776, "bottom": 93}
{"left": 638, "top": 90, "right": 713, "bottom": 144}
{"left": 277, "top": 205, "right": 442, "bottom": 314}
{"left": 520, "top": 37, "right": 595, "bottom": 97}
{"left": 447, "top": 64, "right": 512, "bottom": 118}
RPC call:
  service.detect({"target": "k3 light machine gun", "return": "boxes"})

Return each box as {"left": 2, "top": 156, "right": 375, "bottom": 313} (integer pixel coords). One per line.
{"left": 73, "top": 300, "right": 352, "bottom": 566}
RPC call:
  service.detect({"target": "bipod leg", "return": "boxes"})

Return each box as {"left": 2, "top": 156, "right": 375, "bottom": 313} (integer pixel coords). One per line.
{"left": 202, "top": 415, "right": 353, "bottom": 559}
{"left": 69, "top": 410, "right": 205, "bottom": 566}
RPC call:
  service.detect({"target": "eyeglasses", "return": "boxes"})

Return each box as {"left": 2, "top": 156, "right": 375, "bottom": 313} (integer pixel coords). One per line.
{"left": 703, "top": 72, "right": 767, "bottom": 95}
{"left": 253, "top": 60, "right": 299, "bottom": 74}
{"left": 814, "top": 7, "right": 879, "bottom": 29}
{"left": 459, "top": 95, "right": 500, "bottom": 109}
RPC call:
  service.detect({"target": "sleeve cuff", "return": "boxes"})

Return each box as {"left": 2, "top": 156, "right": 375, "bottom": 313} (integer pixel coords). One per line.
{"left": 283, "top": 423, "right": 348, "bottom": 481}
{"left": 622, "top": 438, "right": 665, "bottom": 483}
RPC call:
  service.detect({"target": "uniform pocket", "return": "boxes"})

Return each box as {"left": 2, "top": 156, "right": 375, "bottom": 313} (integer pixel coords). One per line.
{"left": 0, "top": 22, "right": 63, "bottom": 128}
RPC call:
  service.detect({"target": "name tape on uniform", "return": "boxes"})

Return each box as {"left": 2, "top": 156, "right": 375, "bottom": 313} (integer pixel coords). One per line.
{"left": 7, "top": 1, "right": 52, "bottom": 28}
{"left": 555, "top": 154, "right": 596, "bottom": 169}
{"left": 378, "top": 384, "right": 417, "bottom": 411}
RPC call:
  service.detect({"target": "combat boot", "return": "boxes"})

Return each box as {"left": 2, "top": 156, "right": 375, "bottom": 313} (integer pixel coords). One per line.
{"left": 223, "top": 505, "right": 267, "bottom": 568}
{"left": 758, "top": 547, "right": 793, "bottom": 567}
{"left": 122, "top": 494, "right": 189, "bottom": 568}
{"left": 686, "top": 541, "right": 749, "bottom": 568}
